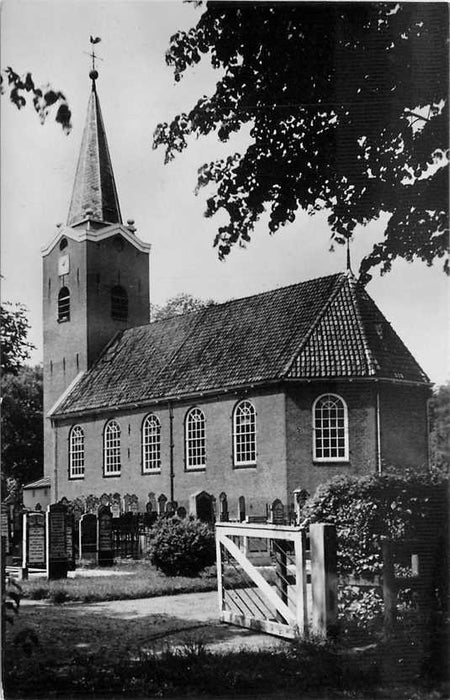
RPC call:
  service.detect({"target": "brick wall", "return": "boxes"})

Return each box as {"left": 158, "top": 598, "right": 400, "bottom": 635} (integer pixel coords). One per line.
{"left": 42, "top": 227, "right": 150, "bottom": 489}
{"left": 285, "top": 382, "right": 377, "bottom": 501}
{"left": 54, "top": 388, "right": 287, "bottom": 518}
{"left": 379, "top": 383, "right": 430, "bottom": 470}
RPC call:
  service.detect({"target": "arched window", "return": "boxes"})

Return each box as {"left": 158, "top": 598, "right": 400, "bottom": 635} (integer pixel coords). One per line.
{"left": 58, "top": 287, "right": 70, "bottom": 322}
{"left": 69, "top": 425, "right": 85, "bottom": 478}
{"left": 185, "top": 408, "right": 206, "bottom": 470}
{"left": 233, "top": 400, "right": 257, "bottom": 466}
{"left": 104, "top": 420, "right": 121, "bottom": 476}
{"left": 111, "top": 286, "right": 128, "bottom": 321}
{"left": 142, "top": 414, "right": 161, "bottom": 473}
{"left": 313, "top": 394, "right": 349, "bottom": 461}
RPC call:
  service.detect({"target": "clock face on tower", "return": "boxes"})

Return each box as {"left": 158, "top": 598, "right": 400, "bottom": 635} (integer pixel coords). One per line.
{"left": 58, "top": 254, "right": 70, "bottom": 277}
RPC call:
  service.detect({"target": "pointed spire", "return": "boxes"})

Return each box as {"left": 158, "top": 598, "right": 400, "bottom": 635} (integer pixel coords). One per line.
{"left": 67, "top": 70, "right": 122, "bottom": 227}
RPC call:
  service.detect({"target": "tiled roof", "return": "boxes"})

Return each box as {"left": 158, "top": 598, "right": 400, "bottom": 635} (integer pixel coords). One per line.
{"left": 67, "top": 81, "right": 122, "bottom": 226}
{"left": 23, "top": 476, "right": 51, "bottom": 490}
{"left": 54, "top": 272, "right": 429, "bottom": 416}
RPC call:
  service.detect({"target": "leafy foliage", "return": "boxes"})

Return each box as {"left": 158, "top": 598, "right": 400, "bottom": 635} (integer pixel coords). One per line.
{"left": 148, "top": 517, "right": 215, "bottom": 576}
{"left": 1, "top": 365, "right": 43, "bottom": 489}
{"left": 1, "top": 67, "right": 72, "bottom": 133}
{"left": 154, "top": 3, "right": 448, "bottom": 281}
{"left": 303, "top": 469, "right": 448, "bottom": 577}
{"left": 150, "top": 292, "right": 215, "bottom": 321}
{"left": 1, "top": 302, "right": 34, "bottom": 376}
{"left": 429, "top": 382, "right": 450, "bottom": 468}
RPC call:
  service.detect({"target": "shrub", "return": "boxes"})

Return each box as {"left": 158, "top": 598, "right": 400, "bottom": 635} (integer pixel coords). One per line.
{"left": 302, "top": 467, "right": 448, "bottom": 579}
{"left": 148, "top": 517, "right": 215, "bottom": 577}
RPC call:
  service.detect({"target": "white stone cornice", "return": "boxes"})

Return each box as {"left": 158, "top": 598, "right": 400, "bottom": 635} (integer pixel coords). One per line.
{"left": 41, "top": 223, "right": 151, "bottom": 256}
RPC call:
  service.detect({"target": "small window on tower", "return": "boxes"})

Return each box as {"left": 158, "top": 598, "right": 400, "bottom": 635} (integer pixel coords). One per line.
{"left": 58, "top": 287, "right": 70, "bottom": 322}
{"left": 111, "top": 286, "right": 128, "bottom": 321}
{"left": 59, "top": 237, "right": 68, "bottom": 251}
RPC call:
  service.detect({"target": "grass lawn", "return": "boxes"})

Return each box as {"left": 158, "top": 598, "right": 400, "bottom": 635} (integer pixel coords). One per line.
{"left": 20, "top": 561, "right": 233, "bottom": 604}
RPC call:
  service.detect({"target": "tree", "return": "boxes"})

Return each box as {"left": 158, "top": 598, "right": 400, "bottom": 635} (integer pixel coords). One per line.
{"left": 1, "top": 67, "right": 72, "bottom": 133}
{"left": 1, "top": 365, "right": 43, "bottom": 490}
{"left": 1, "top": 302, "right": 34, "bottom": 376}
{"left": 151, "top": 292, "right": 215, "bottom": 321}
{"left": 429, "top": 382, "right": 450, "bottom": 469}
{"left": 153, "top": 3, "right": 448, "bottom": 282}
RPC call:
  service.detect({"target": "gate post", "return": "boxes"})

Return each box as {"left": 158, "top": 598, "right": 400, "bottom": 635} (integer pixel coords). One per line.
{"left": 310, "top": 523, "right": 337, "bottom": 638}
{"left": 215, "top": 530, "right": 224, "bottom": 617}
{"left": 294, "top": 528, "right": 308, "bottom": 635}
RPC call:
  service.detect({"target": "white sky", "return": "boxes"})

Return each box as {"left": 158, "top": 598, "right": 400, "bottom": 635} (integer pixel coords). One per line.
{"left": 1, "top": 0, "right": 448, "bottom": 385}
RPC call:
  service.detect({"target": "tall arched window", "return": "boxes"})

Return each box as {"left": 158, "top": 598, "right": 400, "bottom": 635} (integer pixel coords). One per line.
{"left": 104, "top": 420, "right": 121, "bottom": 476}
{"left": 58, "top": 287, "right": 70, "bottom": 322}
{"left": 185, "top": 408, "right": 206, "bottom": 470}
{"left": 313, "top": 394, "right": 349, "bottom": 461}
{"left": 69, "top": 425, "right": 85, "bottom": 478}
{"left": 142, "top": 414, "right": 161, "bottom": 473}
{"left": 233, "top": 400, "right": 257, "bottom": 466}
{"left": 111, "top": 285, "right": 128, "bottom": 321}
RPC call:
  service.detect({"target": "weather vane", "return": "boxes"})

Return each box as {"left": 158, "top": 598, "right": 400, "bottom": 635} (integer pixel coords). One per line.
{"left": 84, "top": 36, "right": 103, "bottom": 81}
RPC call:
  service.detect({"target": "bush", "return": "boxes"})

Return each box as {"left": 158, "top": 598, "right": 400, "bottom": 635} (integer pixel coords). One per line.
{"left": 302, "top": 467, "right": 448, "bottom": 579}
{"left": 148, "top": 517, "right": 215, "bottom": 577}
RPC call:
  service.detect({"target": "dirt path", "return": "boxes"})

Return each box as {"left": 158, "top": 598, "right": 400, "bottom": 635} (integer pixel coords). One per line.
{"left": 21, "top": 591, "right": 291, "bottom": 654}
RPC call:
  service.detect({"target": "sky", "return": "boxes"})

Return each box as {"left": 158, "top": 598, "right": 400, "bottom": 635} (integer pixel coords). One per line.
{"left": 1, "top": 0, "right": 448, "bottom": 386}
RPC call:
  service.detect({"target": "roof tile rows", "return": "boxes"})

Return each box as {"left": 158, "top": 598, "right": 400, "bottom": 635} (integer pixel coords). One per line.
{"left": 55, "top": 272, "right": 429, "bottom": 417}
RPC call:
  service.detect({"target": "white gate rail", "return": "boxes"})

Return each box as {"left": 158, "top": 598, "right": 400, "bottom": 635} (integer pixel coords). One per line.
{"left": 216, "top": 521, "right": 336, "bottom": 640}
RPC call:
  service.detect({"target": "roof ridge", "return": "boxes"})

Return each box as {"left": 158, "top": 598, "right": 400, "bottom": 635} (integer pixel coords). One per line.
{"left": 347, "top": 276, "right": 379, "bottom": 376}
{"left": 281, "top": 272, "right": 347, "bottom": 377}
{"left": 147, "top": 272, "right": 344, "bottom": 327}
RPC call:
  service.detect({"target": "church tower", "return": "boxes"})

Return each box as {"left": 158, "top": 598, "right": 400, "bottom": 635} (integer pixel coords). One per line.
{"left": 42, "top": 66, "right": 151, "bottom": 481}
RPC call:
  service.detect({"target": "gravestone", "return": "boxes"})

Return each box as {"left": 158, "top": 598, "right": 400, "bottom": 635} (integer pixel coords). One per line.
{"left": 129, "top": 495, "right": 139, "bottom": 515}
{"left": 79, "top": 513, "right": 97, "bottom": 563}
{"left": 219, "top": 492, "right": 229, "bottom": 522}
{"left": 97, "top": 506, "right": 113, "bottom": 567}
{"left": 190, "top": 491, "right": 215, "bottom": 523}
{"left": 124, "top": 493, "right": 139, "bottom": 513}
{"left": 47, "top": 503, "right": 68, "bottom": 579}
{"left": 147, "top": 492, "right": 157, "bottom": 512}
{"left": 166, "top": 501, "right": 177, "bottom": 516}
{"left": 238, "top": 496, "right": 246, "bottom": 522}
{"left": 158, "top": 494, "right": 167, "bottom": 515}
{"left": 1, "top": 506, "right": 11, "bottom": 555}
{"left": 270, "top": 499, "right": 286, "bottom": 525}
{"left": 27, "top": 512, "right": 46, "bottom": 569}
{"left": 100, "top": 493, "right": 111, "bottom": 507}
{"left": 111, "top": 493, "right": 121, "bottom": 519}
{"left": 65, "top": 512, "right": 75, "bottom": 570}
{"left": 176, "top": 506, "right": 187, "bottom": 519}
{"left": 86, "top": 494, "right": 99, "bottom": 514}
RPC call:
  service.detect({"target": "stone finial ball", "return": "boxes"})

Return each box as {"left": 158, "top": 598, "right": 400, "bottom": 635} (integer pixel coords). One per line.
{"left": 89, "top": 70, "right": 99, "bottom": 81}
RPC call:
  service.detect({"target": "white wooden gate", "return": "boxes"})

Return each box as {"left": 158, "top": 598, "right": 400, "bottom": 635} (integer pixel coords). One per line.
{"left": 216, "top": 521, "right": 336, "bottom": 640}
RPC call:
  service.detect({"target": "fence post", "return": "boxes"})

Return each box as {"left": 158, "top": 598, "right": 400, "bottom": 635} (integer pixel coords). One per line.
{"left": 215, "top": 528, "right": 224, "bottom": 617}
{"left": 294, "top": 528, "right": 308, "bottom": 636}
{"left": 310, "top": 523, "right": 337, "bottom": 638}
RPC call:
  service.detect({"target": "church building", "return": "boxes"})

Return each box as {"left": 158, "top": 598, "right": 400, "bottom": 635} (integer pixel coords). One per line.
{"left": 42, "top": 69, "right": 431, "bottom": 520}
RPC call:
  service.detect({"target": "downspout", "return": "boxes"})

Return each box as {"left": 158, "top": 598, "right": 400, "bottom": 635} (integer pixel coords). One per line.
{"left": 168, "top": 401, "right": 174, "bottom": 503}
{"left": 375, "top": 387, "right": 382, "bottom": 474}
{"left": 52, "top": 418, "right": 59, "bottom": 502}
